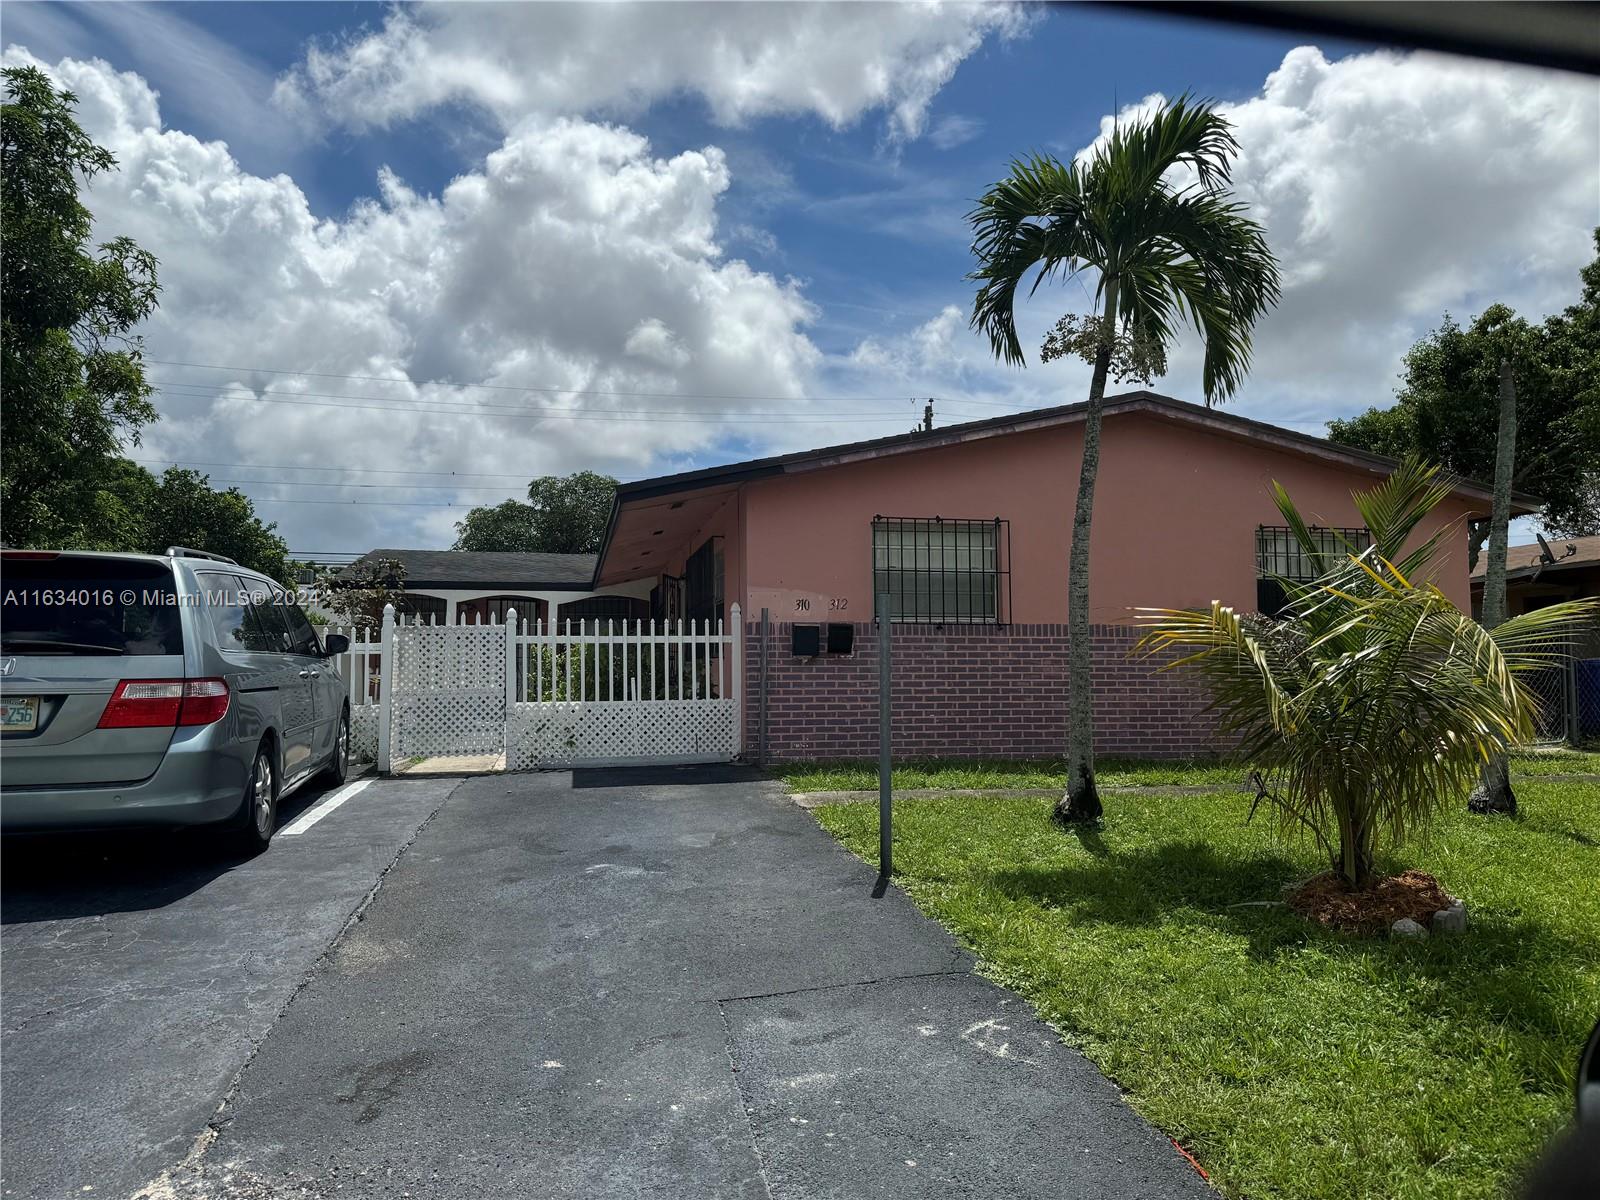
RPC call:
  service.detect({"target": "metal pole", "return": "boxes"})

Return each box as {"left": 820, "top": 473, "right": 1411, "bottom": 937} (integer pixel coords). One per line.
{"left": 878, "top": 592, "right": 892, "bottom": 879}
{"left": 1567, "top": 654, "right": 1581, "bottom": 746}
{"left": 758, "top": 607, "right": 770, "bottom": 765}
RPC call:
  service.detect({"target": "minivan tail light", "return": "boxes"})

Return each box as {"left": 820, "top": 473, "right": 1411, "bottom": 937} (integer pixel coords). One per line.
{"left": 177, "top": 679, "right": 230, "bottom": 726}
{"left": 98, "top": 679, "right": 229, "bottom": 728}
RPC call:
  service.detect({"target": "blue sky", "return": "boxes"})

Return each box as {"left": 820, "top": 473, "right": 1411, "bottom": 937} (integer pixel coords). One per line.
{"left": 4, "top": 3, "right": 1593, "bottom": 553}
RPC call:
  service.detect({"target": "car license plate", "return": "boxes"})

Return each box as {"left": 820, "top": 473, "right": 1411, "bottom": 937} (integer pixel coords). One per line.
{"left": 1, "top": 696, "right": 39, "bottom": 732}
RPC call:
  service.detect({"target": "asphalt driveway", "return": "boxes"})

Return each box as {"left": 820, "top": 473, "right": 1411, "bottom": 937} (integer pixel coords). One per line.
{"left": 127, "top": 766, "right": 1210, "bottom": 1199}
{"left": 0, "top": 774, "right": 456, "bottom": 1200}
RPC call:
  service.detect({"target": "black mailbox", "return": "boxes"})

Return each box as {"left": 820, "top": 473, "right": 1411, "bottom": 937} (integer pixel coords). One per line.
{"left": 791, "top": 624, "right": 821, "bottom": 657}
{"left": 826, "top": 623, "right": 854, "bottom": 655}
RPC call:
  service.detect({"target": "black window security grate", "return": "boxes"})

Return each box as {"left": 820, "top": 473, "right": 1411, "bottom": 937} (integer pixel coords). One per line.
{"left": 1256, "top": 524, "right": 1372, "bottom": 615}
{"left": 1256, "top": 525, "right": 1373, "bottom": 581}
{"left": 872, "top": 516, "right": 1010, "bottom": 625}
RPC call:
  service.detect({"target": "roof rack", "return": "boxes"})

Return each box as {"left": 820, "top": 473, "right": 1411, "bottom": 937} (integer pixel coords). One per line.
{"left": 165, "top": 546, "right": 240, "bottom": 565}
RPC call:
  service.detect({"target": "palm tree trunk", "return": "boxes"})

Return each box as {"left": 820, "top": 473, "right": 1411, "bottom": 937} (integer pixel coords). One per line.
{"left": 1469, "top": 359, "right": 1518, "bottom": 816}
{"left": 1055, "top": 279, "right": 1118, "bottom": 825}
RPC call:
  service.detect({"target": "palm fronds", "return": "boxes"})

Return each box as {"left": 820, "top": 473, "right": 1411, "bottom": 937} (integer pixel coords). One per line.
{"left": 966, "top": 99, "right": 1282, "bottom": 404}
{"left": 1138, "top": 465, "right": 1599, "bottom": 886}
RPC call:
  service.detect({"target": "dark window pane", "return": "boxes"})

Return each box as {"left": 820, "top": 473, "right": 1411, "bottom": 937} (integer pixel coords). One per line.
{"left": 279, "top": 594, "right": 321, "bottom": 655}
{"left": 557, "top": 595, "right": 650, "bottom": 625}
{"left": 243, "top": 583, "right": 292, "bottom": 652}
{"left": 0, "top": 556, "right": 183, "bottom": 656}
{"left": 199, "top": 572, "right": 254, "bottom": 653}
{"left": 397, "top": 594, "right": 447, "bottom": 622}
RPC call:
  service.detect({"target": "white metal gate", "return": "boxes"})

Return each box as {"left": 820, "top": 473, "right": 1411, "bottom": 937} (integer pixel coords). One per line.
{"left": 368, "top": 604, "right": 742, "bottom": 771}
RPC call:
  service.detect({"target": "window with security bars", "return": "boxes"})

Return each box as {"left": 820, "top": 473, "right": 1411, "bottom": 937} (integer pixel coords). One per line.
{"left": 872, "top": 517, "right": 1010, "bottom": 624}
{"left": 1255, "top": 524, "right": 1371, "bottom": 615}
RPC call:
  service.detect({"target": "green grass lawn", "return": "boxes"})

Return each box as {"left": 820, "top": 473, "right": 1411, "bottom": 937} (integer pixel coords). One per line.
{"left": 814, "top": 780, "right": 1600, "bottom": 1200}
{"left": 777, "top": 750, "right": 1600, "bottom": 793}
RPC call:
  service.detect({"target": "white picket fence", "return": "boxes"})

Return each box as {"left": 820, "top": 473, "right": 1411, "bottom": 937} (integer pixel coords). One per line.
{"left": 321, "top": 604, "right": 743, "bottom": 770}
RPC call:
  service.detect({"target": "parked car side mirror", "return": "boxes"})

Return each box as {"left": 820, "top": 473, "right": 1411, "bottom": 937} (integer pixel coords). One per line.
{"left": 322, "top": 633, "right": 350, "bottom": 656}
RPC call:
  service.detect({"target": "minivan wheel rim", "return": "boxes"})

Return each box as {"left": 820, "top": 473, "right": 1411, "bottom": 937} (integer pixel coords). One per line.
{"left": 254, "top": 755, "right": 274, "bottom": 836}
{"left": 338, "top": 718, "right": 349, "bottom": 771}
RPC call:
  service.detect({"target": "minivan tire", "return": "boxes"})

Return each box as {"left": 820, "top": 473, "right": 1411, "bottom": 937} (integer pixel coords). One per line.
{"left": 230, "top": 741, "right": 278, "bottom": 856}
{"left": 321, "top": 707, "right": 351, "bottom": 786}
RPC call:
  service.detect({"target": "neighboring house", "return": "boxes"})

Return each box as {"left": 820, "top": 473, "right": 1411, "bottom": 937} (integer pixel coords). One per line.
{"left": 1470, "top": 536, "right": 1600, "bottom": 618}
{"left": 589, "top": 390, "right": 1524, "bottom": 760}
{"left": 1471, "top": 537, "right": 1600, "bottom": 741}
{"left": 339, "top": 549, "right": 651, "bottom": 626}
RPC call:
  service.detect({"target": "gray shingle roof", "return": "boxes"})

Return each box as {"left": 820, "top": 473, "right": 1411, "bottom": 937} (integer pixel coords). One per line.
{"left": 345, "top": 549, "right": 597, "bottom": 589}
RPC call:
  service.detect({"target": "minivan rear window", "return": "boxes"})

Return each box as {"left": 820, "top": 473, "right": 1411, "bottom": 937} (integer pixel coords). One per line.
{"left": 0, "top": 556, "right": 184, "bottom": 656}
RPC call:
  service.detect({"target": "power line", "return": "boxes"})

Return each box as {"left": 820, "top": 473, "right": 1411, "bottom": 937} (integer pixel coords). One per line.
{"left": 131, "top": 458, "right": 540, "bottom": 480}
{"left": 147, "top": 357, "right": 940, "bottom": 408}
{"left": 183, "top": 477, "right": 532, "bottom": 492}
{"left": 149, "top": 381, "right": 903, "bottom": 424}
{"left": 147, "top": 357, "right": 1034, "bottom": 415}
{"left": 250, "top": 497, "right": 483, "bottom": 507}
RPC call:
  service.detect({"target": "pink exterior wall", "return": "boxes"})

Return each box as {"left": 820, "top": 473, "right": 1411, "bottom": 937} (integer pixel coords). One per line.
{"left": 737, "top": 413, "right": 1478, "bottom": 624}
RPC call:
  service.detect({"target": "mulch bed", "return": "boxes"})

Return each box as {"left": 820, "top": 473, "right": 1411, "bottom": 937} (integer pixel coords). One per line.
{"left": 1286, "top": 869, "right": 1455, "bottom": 933}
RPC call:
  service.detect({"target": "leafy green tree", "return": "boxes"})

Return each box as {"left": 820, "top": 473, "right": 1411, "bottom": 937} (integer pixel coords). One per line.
{"left": 2, "top": 66, "right": 160, "bottom": 549}
{"left": 968, "top": 97, "right": 1281, "bottom": 824}
{"left": 1140, "top": 460, "right": 1596, "bottom": 889}
{"left": 453, "top": 472, "right": 618, "bottom": 553}
{"left": 1327, "top": 233, "right": 1600, "bottom": 555}
{"left": 452, "top": 499, "right": 539, "bottom": 552}
{"left": 132, "top": 468, "right": 291, "bottom": 582}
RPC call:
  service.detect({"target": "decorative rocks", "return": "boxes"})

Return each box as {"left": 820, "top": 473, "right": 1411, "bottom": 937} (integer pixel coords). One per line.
{"left": 1431, "top": 900, "right": 1468, "bottom": 936}
{"left": 1391, "top": 917, "right": 1429, "bottom": 940}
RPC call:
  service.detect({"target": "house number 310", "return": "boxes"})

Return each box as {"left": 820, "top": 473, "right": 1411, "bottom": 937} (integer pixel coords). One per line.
{"left": 794, "top": 598, "right": 850, "bottom": 612}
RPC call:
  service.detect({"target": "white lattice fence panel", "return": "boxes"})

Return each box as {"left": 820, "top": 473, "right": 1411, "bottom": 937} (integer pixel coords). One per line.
{"left": 508, "top": 700, "right": 737, "bottom": 769}
{"left": 394, "top": 692, "right": 505, "bottom": 758}
{"left": 391, "top": 624, "right": 507, "bottom": 759}
{"left": 350, "top": 706, "right": 379, "bottom": 762}
{"left": 395, "top": 626, "right": 504, "bottom": 691}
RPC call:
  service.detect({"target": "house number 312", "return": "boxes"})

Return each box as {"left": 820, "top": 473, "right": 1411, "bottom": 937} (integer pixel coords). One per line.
{"left": 794, "top": 598, "right": 850, "bottom": 611}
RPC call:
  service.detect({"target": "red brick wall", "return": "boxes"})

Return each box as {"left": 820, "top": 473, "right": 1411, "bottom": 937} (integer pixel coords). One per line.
{"left": 742, "top": 620, "right": 1219, "bottom": 762}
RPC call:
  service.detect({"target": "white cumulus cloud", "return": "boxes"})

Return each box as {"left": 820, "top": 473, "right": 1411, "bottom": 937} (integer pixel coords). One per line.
{"left": 273, "top": 0, "right": 1027, "bottom": 141}
{"left": 840, "top": 46, "right": 1600, "bottom": 438}
{"left": 3, "top": 47, "right": 855, "bottom": 553}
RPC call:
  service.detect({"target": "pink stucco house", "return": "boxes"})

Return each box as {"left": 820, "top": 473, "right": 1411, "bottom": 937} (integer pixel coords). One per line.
{"left": 593, "top": 390, "right": 1522, "bottom": 760}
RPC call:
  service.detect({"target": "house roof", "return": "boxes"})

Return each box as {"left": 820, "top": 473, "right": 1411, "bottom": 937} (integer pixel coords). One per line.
{"left": 345, "top": 549, "right": 597, "bottom": 590}
{"left": 609, "top": 390, "right": 1534, "bottom": 508}
{"left": 595, "top": 390, "right": 1539, "bottom": 582}
{"left": 1470, "top": 536, "right": 1600, "bottom": 583}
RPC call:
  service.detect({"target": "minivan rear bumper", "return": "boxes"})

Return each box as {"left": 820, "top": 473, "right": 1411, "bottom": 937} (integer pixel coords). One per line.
{"left": 0, "top": 722, "right": 248, "bottom": 832}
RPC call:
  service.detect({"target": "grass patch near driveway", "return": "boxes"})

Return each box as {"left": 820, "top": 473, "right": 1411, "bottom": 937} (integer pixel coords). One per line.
{"left": 776, "top": 750, "right": 1600, "bottom": 794}
{"left": 776, "top": 756, "right": 1243, "bottom": 793}
{"left": 813, "top": 781, "right": 1600, "bottom": 1200}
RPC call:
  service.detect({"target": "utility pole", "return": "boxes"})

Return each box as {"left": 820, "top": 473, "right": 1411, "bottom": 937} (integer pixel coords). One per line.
{"left": 922, "top": 399, "right": 934, "bottom": 431}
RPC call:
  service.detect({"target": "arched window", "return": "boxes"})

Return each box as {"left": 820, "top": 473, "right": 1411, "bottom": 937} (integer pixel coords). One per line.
{"left": 556, "top": 595, "right": 650, "bottom": 627}
{"left": 397, "top": 594, "right": 448, "bottom": 624}
{"left": 456, "top": 596, "right": 547, "bottom": 625}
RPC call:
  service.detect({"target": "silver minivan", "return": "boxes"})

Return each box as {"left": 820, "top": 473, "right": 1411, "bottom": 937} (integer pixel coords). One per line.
{"left": 0, "top": 548, "right": 352, "bottom": 853}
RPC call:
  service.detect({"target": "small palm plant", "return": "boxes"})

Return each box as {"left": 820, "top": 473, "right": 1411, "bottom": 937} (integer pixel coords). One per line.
{"left": 1138, "top": 461, "right": 1597, "bottom": 889}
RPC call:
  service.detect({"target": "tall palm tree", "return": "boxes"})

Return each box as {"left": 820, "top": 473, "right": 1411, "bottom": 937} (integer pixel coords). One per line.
{"left": 969, "top": 97, "right": 1281, "bottom": 824}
